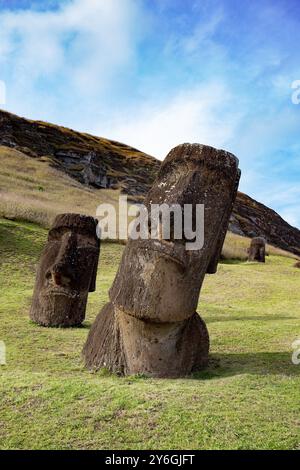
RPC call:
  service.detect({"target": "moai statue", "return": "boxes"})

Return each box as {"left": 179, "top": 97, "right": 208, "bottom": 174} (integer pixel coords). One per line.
{"left": 294, "top": 261, "right": 300, "bottom": 269}
{"left": 83, "top": 144, "right": 240, "bottom": 377}
{"left": 30, "top": 214, "right": 100, "bottom": 327}
{"left": 248, "top": 237, "right": 266, "bottom": 263}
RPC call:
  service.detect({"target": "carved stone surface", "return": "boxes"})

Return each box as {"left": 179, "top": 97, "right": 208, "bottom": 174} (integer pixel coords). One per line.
{"left": 83, "top": 144, "right": 240, "bottom": 377}
{"left": 248, "top": 237, "right": 266, "bottom": 263}
{"left": 30, "top": 213, "right": 100, "bottom": 327}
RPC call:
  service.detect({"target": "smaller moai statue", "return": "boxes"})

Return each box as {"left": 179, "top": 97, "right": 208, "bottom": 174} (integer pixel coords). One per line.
{"left": 248, "top": 237, "right": 266, "bottom": 263}
{"left": 30, "top": 214, "right": 100, "bottom": 327}
{"left": 294, "top": 261, "right": 300, "bottom": 269}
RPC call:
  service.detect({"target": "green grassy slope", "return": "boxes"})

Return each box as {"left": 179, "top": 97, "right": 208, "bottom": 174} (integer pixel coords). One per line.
{"left": 0, "top": 219, "right": 299, "bottom": 450}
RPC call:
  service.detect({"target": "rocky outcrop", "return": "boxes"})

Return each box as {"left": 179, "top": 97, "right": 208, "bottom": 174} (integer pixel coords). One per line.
{"left": 1, "top": 109, "right": 299, "bottom": 256}
{"left": 0, "top": 109, "right": 160, "bottom": 196}
{"left": 230, "top": 193, "right": 300, "bottom": 257}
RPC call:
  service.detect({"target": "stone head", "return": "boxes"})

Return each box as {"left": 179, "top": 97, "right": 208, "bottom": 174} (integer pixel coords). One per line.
{"left": 30, "top": 213, "right": 100, "bottom": 327}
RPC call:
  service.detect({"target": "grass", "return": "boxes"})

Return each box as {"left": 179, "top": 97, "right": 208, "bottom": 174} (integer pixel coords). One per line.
{"left": 0, "top": 218, "right": 300, "bottom": 450}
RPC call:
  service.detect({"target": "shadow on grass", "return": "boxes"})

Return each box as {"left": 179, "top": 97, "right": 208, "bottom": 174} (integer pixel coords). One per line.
{"left": 219, "top": 259, "right": 247, "bottom": 265}
{"left": 29, "top": 320, "right": 91, "bottom": 329}
{"left": 192, "top": 352, "right": 300, "bottom": 380}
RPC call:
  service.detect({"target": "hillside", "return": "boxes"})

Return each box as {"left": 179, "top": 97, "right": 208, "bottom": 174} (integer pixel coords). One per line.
{"left": 0, "top": 218, "right": 299, "bottom": 449}
{"left": 230, "top": 193, "right": 300, "bottom": 256}
{"left": 0, "top": 109, "right": 159, "bottom": 196}
{"left": 0, "top": 109, "right": 299, "bottom": 256}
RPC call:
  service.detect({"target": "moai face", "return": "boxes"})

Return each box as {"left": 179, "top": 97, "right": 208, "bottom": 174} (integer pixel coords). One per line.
{"left": 30, "top": 214, "right": 100, "bottom": 327}
{"left": 110, "top": 144, "right": 240, "bottom": 323}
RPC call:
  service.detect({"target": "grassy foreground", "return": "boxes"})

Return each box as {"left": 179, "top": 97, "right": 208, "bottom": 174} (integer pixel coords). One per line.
{"left": 0, "top": 218, "right": 299, "bottom": 450}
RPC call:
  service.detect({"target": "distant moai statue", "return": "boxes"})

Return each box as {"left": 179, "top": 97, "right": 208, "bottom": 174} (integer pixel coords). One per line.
{"left": 30, "top": 214, "right": 100, "bottom": 327}
{"left": 83, "top": 143, "right": 241, "bottom": 377}
{"left": 0, "top": 341, "right": 6, "bottom": 365}
{"left": 248, "top": 237, "right": 266, "bottom": 263}
{"left": 294, "top": 261, "right": 300, "bottom": 269}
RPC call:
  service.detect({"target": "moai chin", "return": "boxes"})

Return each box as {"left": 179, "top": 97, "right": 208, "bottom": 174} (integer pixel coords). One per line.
{"left": 83, "top": 144, "right": 241, "bottom": 377}
{"left": 30, "top": 213, "right": 100, "bottom": 327}
{"left": 248, "top": 237, "right": 266, "bottom": 263}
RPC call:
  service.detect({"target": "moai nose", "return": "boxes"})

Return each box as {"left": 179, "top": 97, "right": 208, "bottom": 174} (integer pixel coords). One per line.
{"left": 51, "top": 271, "right": 64, "bottom": 287}
{"left": 50, "top": 232, "right": 77, "bottom": 287}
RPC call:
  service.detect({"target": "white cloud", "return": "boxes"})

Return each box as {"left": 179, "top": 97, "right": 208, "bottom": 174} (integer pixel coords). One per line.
{"left": 0, "top": 0, "right": 140, "bottom": 107}
{"left": 99, "top": 81, "right": 243, "bottom": 159}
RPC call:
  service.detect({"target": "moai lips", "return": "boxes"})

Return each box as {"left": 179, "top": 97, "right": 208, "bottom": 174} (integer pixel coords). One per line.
{"left": 30, "top": 214, "right": 100, "bottom": 327}
{"left": 248, "top": 237, "right": 266, "bottom": 263}
{"left": 83, "top": 144, "right": 241, "bottom": 377}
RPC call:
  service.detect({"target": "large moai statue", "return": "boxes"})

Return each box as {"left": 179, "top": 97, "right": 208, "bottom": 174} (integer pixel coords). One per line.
{"left": 248, "top": 237, "right": 266, "bottom": 263}
{"left": 83, "top": 144, "right": 240, "bottom": 377}
{"left": 30, "top": 214, "right": 100, "bottom": 327}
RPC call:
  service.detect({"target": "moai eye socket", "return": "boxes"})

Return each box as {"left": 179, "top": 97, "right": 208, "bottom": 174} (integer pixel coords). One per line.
{"left": 48, "top": 227, "right": 65, "bottom": 241}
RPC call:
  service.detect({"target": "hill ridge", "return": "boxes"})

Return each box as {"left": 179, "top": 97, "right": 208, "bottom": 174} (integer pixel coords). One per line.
{"left": 0, "top": 109, "right": 299, "bottom": 256}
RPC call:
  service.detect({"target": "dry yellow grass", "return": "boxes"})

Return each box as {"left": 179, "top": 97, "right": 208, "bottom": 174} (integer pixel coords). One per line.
{"left": 0, "top": 146, "right": 121, "bottom": 227}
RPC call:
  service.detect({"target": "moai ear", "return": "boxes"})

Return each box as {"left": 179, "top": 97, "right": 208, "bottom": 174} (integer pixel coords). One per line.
{"left": 206, "top": 169, "right": 241, "bottom": 274}
{"left": 206, "top": 230, "right": 224, "bottom": 274}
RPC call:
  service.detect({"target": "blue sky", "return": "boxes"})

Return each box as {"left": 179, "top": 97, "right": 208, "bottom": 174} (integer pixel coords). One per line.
{"left": 0, "top": 0, "right": 299, "bottom": 227}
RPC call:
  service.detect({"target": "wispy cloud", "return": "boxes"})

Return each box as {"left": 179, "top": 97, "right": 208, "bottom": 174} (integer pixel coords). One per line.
{"left": 98, "top": 81, "right": 243, "bottom": 159}
{"left": 0, "top": 0, "right": 141, "bottom": 118}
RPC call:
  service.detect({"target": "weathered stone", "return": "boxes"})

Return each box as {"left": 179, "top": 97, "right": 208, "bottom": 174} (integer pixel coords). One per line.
{"left": 30, "top": 213, "right": 100, "bottom": 327}
{"left": 248, "top": 237, "right": 266, "bottom": 263}
{"left": 83, "top": 143, "right": 240, "bottom": 377}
